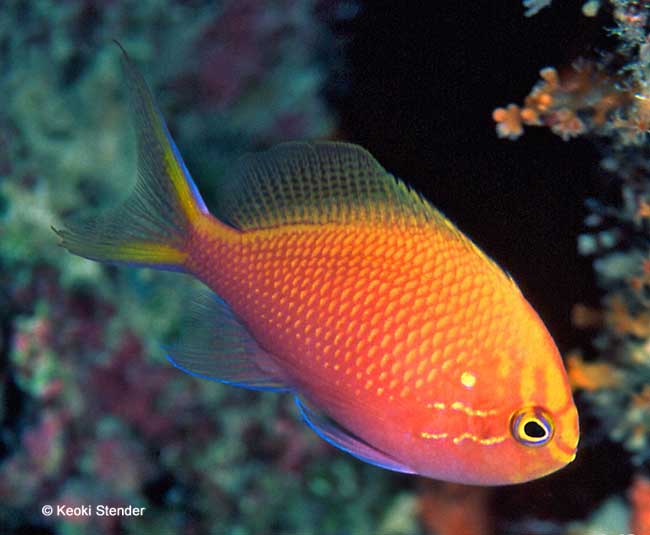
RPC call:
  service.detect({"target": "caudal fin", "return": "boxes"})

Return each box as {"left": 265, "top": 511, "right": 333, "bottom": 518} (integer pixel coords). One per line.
{"left": 54, "top": 44, "right": 209, "bottom": 271}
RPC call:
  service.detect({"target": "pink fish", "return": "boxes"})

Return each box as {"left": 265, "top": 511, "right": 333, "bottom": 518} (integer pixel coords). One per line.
{"left": 55, "top": 48, "right": 579, "bottom": 485}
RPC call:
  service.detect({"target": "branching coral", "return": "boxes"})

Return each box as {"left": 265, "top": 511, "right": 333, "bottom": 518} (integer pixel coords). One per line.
{"left": 493, "top": 63, "right": 630, "bottom": 141}
{"left": 499, "top": 0, "right": 650, "bottom": 465}
{"left": 500, "top": 1, "right": 650, "bottom": 533}
{"left": 500, "top": 2, "right": 650, "bottom": 146}
{"left": 0, "top": 1, "right": 424, "bottom": 534}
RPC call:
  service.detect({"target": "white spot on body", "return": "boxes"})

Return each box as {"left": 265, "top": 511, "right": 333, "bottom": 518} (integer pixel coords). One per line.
{"left": 460, "top": 371, "right": 476, "bottom": 389}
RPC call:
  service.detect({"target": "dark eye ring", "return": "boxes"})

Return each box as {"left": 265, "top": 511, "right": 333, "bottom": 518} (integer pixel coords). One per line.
{"left": 510, "top": 406, "right": 554, "bottom": 447}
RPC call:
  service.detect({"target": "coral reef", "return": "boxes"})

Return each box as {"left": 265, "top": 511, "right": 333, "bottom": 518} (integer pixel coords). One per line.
{"left": 499, "top": 2, "right": 650, "bottom": 147}
{"left": 418, "top": 481, "right": 492, "bottom": 535}
{"left": 0, "top": 1, "right": 420, "bottom": 534}
{"left": 2, "top": 269, "right": 405, "bottom": 533}
{"left": 497, "top": 1, "right": 650, "bottom": 533}
{"left": 12, "top": 0, "right": 650, "bottom": 533}
{"left": 493, "top": 63, "right": 629, "bottom": 141}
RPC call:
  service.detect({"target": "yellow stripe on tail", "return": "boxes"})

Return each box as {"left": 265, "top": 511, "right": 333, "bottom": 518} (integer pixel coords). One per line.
{"left": 54, "top": 43, "right": 208, "bottom": 271}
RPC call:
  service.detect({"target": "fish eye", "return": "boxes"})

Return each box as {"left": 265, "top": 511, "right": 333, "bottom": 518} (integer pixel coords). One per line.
{"left": 510, "top": 406, "right": 554, "bottom": 447}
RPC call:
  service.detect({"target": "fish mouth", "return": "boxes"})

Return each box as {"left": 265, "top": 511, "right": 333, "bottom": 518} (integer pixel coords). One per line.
{"left": 555, "top": 434, "right": 578, "bottom": 461}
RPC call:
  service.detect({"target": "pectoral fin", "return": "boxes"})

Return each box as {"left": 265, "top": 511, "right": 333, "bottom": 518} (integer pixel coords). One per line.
{"left": 165, "top": 288, "right": 289, "bottom": 392}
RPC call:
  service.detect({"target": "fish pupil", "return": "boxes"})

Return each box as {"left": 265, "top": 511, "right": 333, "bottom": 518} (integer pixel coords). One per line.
{"left": 523, "top": 420, "right": 546, "bottom": 439}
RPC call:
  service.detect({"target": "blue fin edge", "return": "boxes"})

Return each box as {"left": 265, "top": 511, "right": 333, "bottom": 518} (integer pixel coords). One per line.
{"left": 294, "top": 396, "right": 414, "bottom": 474}
{"left": 117, "top": 42, "right": 209, "bottom": 216}
{"left": 163, "top": 123, "right": 209, "bottom": 215}
{"left": 164, "top": 351, "right": 290, "bottom": 392}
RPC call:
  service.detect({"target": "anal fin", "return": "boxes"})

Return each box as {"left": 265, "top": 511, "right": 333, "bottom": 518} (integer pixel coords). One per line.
{"left": 165, "top": 287, "right": 289, "bottom": 392}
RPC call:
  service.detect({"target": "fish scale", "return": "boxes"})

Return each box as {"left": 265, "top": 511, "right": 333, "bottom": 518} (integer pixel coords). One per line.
{"left": 194, "top": 223, "right": 522, "bottom": 411}
{"left": 54, "top": 47, "right": 579, "bottom": 485}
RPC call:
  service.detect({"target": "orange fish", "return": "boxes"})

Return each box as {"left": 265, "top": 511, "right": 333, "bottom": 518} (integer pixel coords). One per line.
{"left": 55, "top": 49, "right": 579, "bottom": 485}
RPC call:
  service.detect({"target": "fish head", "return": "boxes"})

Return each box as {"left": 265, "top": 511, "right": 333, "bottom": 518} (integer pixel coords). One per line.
{"left": 411, "top": 291, "right": 579, "bottom": 486}
{"left": 420, "top": 396, "right": 578, "bottom": 485}
{"left": 459, "top": 296, "right": 579, "bottom": 485}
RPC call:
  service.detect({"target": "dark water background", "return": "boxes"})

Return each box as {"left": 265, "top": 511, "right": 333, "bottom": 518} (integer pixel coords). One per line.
{"left": 2, "top": 1, "right": 642, "bottom": 533}
{"left": 339, "top": 0, "right": 600, "bottom": 352}
{"left": 338, "top": 0, "right": 624, "bottom": 525}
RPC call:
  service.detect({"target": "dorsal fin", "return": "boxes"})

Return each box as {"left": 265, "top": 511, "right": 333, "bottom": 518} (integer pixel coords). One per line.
{"left": 213, "top": 141, "right": 448, "bottom": 230}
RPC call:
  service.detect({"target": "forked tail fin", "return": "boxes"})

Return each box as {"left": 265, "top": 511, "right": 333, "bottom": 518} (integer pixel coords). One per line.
{"left": 54, "top": 44, "right": 209, "bottom": 271}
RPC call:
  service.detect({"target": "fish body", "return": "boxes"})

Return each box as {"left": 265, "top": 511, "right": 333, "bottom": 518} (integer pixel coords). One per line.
{"left": 55, "top": 49, "right": 579, "bottom": 485}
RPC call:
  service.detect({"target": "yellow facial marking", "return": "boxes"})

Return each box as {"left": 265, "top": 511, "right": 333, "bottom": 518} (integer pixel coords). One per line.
{"left": 544, "top": 360, "right": 569, "bottom": 413}
{"left": 545, "top": 440, "right": 568, "bottom": 465}
{"left": 452, "top": 433, "right": 506, "bottom": 446}
{"left": 450, "top": 401, "right": 496, "bottom": 417}
{"left": 421, "top": 431, "right": 448, "bottom": 440}
{"left": 460, "top": 371, "right": 476, "bottom": 388}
